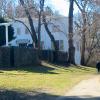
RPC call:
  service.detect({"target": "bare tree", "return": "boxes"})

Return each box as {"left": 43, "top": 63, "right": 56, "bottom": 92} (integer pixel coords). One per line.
{"left": 39, "top": 0, "right": 58, "bottom": 51}
{"left": 0, "top": 0, "right": 7, "bottom": 17}
{"left": 74, "top": 0, "right": 100, "bottom": 65}
{"left": 19, "top": 0, "right": 38, "bottom": 48}
{"left": 0, "top": 0, "right": 16, "bottom": 18}
{"left": 74, "top": 0, "right": 90, "bottom": 65}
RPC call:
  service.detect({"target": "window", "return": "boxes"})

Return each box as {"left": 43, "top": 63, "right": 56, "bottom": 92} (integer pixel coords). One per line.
{"left": 17, "top": 28, "right": 21, "bottom": 35}
{"left": 40, "top": 41, "right": 44, "bottom": 49}
{"left": 51, "top": 40, "right": 64, "bottom": 51}
{"left": 51, "top": 42, "right": 54, "bottom": 50}
{"left": 59, "top": 40, "right": 64, "bottom": 51}
{"left": 35, "top": 27, "right": 38, "bottom": 33}
{"left": 19, "top": 43, "right": 27, "bottom": 47}
{"left": 55, "top": 40, "right": 59, "bottom": 50}
{"left": 28, "top": 44, "right": 33, "bottom": 48}
{"left": 25, "top": 28, "right": 29, "bottom": 34}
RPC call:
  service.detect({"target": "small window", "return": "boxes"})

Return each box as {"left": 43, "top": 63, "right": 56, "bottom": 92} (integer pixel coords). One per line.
{"left": 54, "top": 40, "right": 64, "bottom": 51}
{"left": 59, "top": 40, "right": 64, "bottom": 51}
{"left": 40, "top": 41, "right": 44, "bottom": 49}
{"left": 28, "top": 44, "right": 33, "bottom": 47}
{"left": 55, "top": 40, "right": 59, "bottom": 50}
{"left": 51, "top": 42, "right": 54, "bottom": 50}
{"left": 17, "top": 28, "right": 21, "bottom": 35}
{"left": 19, "top": 43, "right": 27, "bottom": 47}
{"left": 35, "top": 27, "right": 38, "bottom": 33}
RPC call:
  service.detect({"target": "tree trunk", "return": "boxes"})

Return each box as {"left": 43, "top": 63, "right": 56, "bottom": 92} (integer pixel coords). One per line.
{"left": 68, "top": 0, "right": 75, "bottom": 64}
{"left": 20, "top": 0, "right": 38, "bottom": 48}
{"left": 40, "top": 0, "right": 58, "bottom": 51}
{"left": 42, "top": 14, "right": 58, "bottom": 51}
{"left": 38, "top": 12, "right": 41, "bottom": 50}
{"left": 40, "top": 0, "right": 58, "bottom": 62}
{"left": 42, "top": 14, "right": 59, "bottom": 62}
{"left": 81, "top": 12, "right": 86, "bottom": 65}
{"left": 81, "top": 33, "right": 86, "bottom": 65}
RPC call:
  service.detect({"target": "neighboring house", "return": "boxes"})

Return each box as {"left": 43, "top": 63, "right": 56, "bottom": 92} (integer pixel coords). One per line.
{"left": 7, "top": 16, "right": 81, "bottom": 64}
{"left": 10, "top": 22, "right": 33, "bottom": 47}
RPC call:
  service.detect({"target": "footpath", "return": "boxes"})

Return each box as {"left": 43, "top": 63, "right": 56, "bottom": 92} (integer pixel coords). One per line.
{"left": 57, "top": 75, "right": 100, "bottom": 100}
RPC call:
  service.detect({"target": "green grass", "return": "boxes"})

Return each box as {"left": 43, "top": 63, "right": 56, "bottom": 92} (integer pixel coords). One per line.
{"left": 0, "top": 62, "right": 96, "bottom": 95}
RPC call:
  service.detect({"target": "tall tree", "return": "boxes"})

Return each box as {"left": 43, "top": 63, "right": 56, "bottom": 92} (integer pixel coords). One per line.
{"left": 68, "top": 0, "right": 75, "bottom": 64}
{"left": 19, "top": 0, "right": 38, "bottom": 48}
{"left": 74, "top": 0, "right": 100, "bottom": 65}
{"left": 40, "top": 0, "right": 58, "bottom": 51}
{"left": 37, "top": 0, "right": 43, "bottom": 50}
{"left": 74, "top": 0, "right": 88, "bottom": 65}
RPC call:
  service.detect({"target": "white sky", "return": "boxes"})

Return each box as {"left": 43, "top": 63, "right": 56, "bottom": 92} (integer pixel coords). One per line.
{"left": 47, "top": 0, "right": 79, "bottom": 16}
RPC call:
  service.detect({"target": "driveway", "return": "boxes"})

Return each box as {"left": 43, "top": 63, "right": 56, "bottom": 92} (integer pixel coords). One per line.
{"left": 57, "top": 75, "right": 100, "bottom": 100}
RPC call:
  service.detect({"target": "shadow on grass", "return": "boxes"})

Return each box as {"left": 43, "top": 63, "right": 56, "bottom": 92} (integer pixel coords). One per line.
{"left": 45, "top": 61, "right": 70, "bottom": 68}
{"left": 59, "top": 96, "right": 100, "bottom": 100}
{"left": 0, "top": 89, "right": 59, "bottom": 100}
{"left": 0, "top": 64, "right": 58, "bottom": 74}
{"left": 44, "top": 62, "right": 94, "bottom": 73}
{"left": 0, "top": 61, "right": 95, "bottom": 74}
{"left": 75, "top": 65, "right": 95, "bottom": 71}
{"left": 0, "top": 90, "right": 100, "bottom": 100}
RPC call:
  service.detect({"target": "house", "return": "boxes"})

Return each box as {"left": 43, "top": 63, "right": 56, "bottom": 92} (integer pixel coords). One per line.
{"left": 1, "top": 16, "right": 81, "bottom": 64}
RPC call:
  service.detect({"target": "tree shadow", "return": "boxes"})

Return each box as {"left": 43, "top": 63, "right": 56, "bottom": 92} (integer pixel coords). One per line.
{"left": 43, "top": 62, "right": 93, "bottom": 73}
{"left": 0, "top": 64, "right": 58, "bottom": 74}
{"left": 59, "top": 96, "right": 100, "bottom": 100}
{"left": 0, "top": 89, "right": 59, "bottom": 100}
{"left": 45, "top": 61, "right": 70, "bottom": 68}
{"left": 0, "top": 61, "right": 96, "bottom": 74}
{"left": 75, "top": 65, "right": 95, "bottom": 71}
{"left": 0, "top": 90, "right": 100, "bottom": 100}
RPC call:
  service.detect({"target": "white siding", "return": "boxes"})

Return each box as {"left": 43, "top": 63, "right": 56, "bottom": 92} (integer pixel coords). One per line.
{"left": 9, "top": 17, "right": 81, "bottom": 64}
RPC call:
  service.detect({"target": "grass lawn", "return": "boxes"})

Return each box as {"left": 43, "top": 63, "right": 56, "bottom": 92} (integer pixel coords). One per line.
{"left": 0, "top": 62, "right": 96, "bottom": 97}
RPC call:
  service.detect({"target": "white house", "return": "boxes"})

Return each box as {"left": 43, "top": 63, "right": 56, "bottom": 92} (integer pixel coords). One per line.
{"left": 1, "top": 16, "right": 81, "bottom": 64}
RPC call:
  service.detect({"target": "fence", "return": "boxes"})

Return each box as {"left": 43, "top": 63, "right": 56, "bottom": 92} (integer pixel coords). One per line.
{"left": 40, "top": 50, "right": 68, "bottom": 64}
{"left": 0, "top": 47, "right": 39, "bottom": 67}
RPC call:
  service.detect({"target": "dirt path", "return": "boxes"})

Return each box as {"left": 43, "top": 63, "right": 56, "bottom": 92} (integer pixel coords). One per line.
{"left": 57, "top": 75, "right": 100, "bottom": 100}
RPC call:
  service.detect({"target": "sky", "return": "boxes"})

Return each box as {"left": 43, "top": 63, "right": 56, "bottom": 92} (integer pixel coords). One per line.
{"left": 15, "top": 0, "right": 79, "bottom": 16}
{"left": 47, "top": 0, "right": 79, "bottom": 16}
